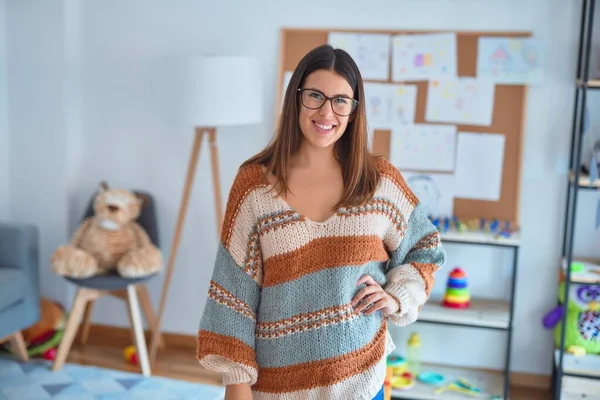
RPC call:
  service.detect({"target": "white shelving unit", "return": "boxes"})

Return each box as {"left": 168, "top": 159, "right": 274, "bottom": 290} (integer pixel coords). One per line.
{"left": 391, "top": 229, "right": 519, "bottom": 400}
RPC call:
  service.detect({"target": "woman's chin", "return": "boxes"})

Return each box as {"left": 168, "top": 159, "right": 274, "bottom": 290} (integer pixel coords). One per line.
{"left": 306, "top": 130, "right": 340, "bottom": 148}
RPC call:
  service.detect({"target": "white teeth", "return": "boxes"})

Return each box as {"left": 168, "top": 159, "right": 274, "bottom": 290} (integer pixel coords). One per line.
{"left": 315, "top": 122, "right": 333, "bottom": 130}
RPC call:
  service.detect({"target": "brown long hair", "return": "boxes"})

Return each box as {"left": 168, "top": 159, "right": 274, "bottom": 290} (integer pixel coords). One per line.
{"left": 242, "top": 44, "right": 381, "bottom": 208}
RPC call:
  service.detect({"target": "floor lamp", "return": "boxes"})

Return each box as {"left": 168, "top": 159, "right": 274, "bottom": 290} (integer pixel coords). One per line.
{"left": 149, "top": 55, "right": 263, "bottom": 364}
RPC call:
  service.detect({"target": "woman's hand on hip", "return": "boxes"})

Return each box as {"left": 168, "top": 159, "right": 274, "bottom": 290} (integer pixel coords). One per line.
{"left": 351, "top": 274, "right": 400, "bottom": 315}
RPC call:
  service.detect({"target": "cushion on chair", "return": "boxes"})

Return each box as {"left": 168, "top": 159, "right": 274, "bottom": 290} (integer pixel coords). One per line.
{"left": 0, "top": 267, "right": 27, "bottom": 311}
{"left": 65, "top": 270, "right": 158, "bottom": 291}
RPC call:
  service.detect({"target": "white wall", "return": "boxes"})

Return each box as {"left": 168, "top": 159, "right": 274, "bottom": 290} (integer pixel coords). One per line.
{"left": 5, "top": 0, "right": 76, "bottom": 306}
{"left": 5, "top": 0, "right": 592, "bottom": 376}
{"left": 0, "top": 0, "right": 9, "bottom": 220}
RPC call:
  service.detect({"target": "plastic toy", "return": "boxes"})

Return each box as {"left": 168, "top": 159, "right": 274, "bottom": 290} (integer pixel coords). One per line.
{"left": 390, "top": 372, "right": 415, "bottom": 390}
{"left": 442, "top": 268, "right": 470, "bottom": 309}
{"left": 123, "top": 345, "right": 139, "bottom": 365}
{"left": 542, "top": 270, "right": 600, "bottom": 356}
{"left": 417, "top": 371, "right": 445, "bottom": 385}
{"left": 384, "top": 366, "right": 393, "bottom": 400}
{"left": 434, "top": 378, "right": 492, "bottom": 398}
{"left": 7, "top": 298, "right": 66, "bottom": 361}
{"left": 386, "top": 354, "right": 407, "bottom": 375}
{"left": 406, "top": 332, "right": 421, "bottom": 374}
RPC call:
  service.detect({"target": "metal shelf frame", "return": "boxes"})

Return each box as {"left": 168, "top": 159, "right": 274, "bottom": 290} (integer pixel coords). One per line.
{"left": 554, "top": 0, "right": 600, "bottom": 398}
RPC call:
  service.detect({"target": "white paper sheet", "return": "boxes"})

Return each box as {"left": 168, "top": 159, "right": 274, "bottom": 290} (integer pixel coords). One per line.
{"left": 391, "top": 33, "right": 457, "bottom": 82}
{"left": 425, "top": 77, "right": 495, "bottom": 126}
{"left": 364, "top": 82, "right": 418, "bottom": 129}
{"left": 389, "top": 123, "right": 457, "bottom": 172}
{"left": 477, "top": 36, "right": 543, "bottom": 85}
{"left": 402, "top": 171, "right": 456, "bottom": 218}
{"left": 328, "top": 32, "right": 391, "bottom": 81}
{"left": 454, "top": 132, "right": 505, "bottom": 201}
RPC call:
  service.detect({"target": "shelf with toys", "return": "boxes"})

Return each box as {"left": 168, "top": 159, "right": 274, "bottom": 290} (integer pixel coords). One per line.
{"left": 385, "top": 217, "right": 520, "bottom": 400}
{"left": 559, "top": 258, "right": 600, "bottom": 284}
{"left": 569, "top": 171, "right": 600, "bottom": 190}
{"left": 388, "top": 358, "right": 505, "bottom": 400}
{"left": 431, "top": 216, "right": 520, "bottom": 248}
{"left": 419, "top": 297, "right": 510, "bottom": 331}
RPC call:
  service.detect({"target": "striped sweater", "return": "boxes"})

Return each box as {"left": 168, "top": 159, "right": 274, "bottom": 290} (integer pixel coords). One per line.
{"left": 196, "top": 158, "right": 446, "bottom": 400}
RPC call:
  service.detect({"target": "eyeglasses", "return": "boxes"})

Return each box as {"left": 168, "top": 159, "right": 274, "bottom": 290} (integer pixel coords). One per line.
{"left": 297, "top": 88, "right": 358, "bottom": 117}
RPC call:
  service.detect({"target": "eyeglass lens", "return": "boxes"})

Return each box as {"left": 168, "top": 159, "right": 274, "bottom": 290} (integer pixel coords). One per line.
{"left": 301, "top": 89, "right": 356, "bottom": 116}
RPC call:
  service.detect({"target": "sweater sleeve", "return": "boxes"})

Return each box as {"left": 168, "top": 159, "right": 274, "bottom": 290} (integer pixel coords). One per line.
{"left": 383, "top": 197, "right": 446, "bottom": 327}
{"left": 196, "top": 168, "right": 262, "bottom": 386}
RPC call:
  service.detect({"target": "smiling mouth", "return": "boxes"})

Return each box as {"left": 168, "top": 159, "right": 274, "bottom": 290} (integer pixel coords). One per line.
{"left": 313, "top": 121, "right": 336, "bottom": 134}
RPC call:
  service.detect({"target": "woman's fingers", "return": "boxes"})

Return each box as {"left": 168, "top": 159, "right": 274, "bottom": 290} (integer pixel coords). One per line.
{"left": 364, "top": 298, "right": 389, "bottom": 315}
{"left": 351, "top": 284, "right": 380, "bottom": 308}
{"left": 356, "top": 274, "right": 377, "bottom": 287}
{"left": 355, "top": 292, "right": 386, "bottom": 314}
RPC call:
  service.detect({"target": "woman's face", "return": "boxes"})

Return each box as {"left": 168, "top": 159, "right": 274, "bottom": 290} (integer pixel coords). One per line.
{"left": 297, "top": 69, "right": 354, "bottom": 150}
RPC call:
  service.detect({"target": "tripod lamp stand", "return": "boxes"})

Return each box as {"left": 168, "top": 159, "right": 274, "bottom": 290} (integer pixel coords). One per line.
{"left": 149, "top": 55, "right": 263, "bottom": 364}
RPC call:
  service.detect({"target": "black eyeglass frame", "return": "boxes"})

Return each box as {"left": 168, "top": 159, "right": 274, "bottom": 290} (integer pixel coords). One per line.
{"left": 297, "top": 88, "right": 359, "bottom": 117}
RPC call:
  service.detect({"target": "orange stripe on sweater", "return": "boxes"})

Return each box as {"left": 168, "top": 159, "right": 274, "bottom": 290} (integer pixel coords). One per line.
{"left": 221, "top": 164, "right": 267, "bottom": 249}
{"left": 253, "top": 319, "right": 387, "bottom": 393}
{"left": 262, "top": 235, "right": 389, "bottom": 287}
{"left": 196, "top": 330, "right": 258, "bottom": 370}
{"left": 412, "top": 262, "right": 438, "bottom": 298}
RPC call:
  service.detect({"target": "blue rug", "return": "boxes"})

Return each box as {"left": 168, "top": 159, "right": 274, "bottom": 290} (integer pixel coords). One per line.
{"left": 0, "top": 356, "right": 225, "bottom": 400}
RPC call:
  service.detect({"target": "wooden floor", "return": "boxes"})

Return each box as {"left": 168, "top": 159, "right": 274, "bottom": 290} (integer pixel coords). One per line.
{"left": 65, "top": 340, "right": 552, "bottom": 400}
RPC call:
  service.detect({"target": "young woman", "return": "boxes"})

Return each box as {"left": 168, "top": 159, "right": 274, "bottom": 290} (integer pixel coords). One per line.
{"left": 196, "top": 44, "right": 446, "bottom": 400}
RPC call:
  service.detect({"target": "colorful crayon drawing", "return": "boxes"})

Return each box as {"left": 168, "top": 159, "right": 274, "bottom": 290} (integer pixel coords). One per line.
{"left": 328, "top": 32, "right": 391, "bottom": 81}
{"left": 391, "top": 32, "right": 457, "bottom": 82}
{"left": 477, "top": 36, "right": 543, "bottom": 84}
{"left": 364, "top": 82, "right": 417, "bottom": 129}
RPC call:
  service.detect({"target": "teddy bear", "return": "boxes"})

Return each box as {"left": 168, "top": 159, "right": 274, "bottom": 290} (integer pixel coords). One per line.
{"left": 51, "top": 181, "right": 163, "bottom": 279}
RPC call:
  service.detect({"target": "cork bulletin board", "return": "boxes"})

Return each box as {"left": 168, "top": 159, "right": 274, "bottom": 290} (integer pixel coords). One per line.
{"left": 275, "top": 28, "right": 530, "bottom": 224}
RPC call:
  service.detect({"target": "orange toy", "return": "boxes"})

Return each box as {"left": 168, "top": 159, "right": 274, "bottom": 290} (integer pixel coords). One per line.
{"left": 384, "top": 366, "right": 393, "bottom": 400}
{"left": 123, "top": 345, "right": 138, "bottom": 365}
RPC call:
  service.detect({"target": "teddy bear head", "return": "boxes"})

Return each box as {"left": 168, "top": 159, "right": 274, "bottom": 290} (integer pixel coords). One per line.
{"left": 93, "top": 181, "right": 148, "bottom": 231}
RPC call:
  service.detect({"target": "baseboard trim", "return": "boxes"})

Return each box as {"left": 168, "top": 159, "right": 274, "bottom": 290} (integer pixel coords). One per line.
{"left": 75, "top": 323, "right": 197, "bottom": 349}
{"left": 510, "top": 372, "right": 551, "bottom": 390}
{"left": 79, "top": 323, "right": 550, "bottom": 390}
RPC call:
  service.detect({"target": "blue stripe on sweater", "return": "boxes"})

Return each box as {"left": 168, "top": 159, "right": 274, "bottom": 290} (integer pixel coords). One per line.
{"left": 210, "top": 242, "right": 261, "bottom": 311}
{"left": 199, "top": 298, "right": 256, "bottom": 348}
{"left": 259, "top": 260, "right": 387, "bottom": 322}
{"left": 255, "top": 313, "right": 383, "bottom": 368}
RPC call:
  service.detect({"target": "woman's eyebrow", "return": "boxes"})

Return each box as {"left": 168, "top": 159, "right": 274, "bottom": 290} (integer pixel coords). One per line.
{"left": 307, "top": 87, "right": 353, "bottom": 98}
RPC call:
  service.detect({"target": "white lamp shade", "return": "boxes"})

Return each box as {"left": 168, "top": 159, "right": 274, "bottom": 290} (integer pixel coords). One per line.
{"left": 184, "top": 56, "right": 263, "bottom": 127}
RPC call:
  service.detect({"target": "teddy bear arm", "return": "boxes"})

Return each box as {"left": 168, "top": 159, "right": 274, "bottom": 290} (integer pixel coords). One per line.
{"left": 132, "top": 222, "right": 153, "bottom": 248}
{"left": 71, "top": 217, "right": 92, "bottom": 247}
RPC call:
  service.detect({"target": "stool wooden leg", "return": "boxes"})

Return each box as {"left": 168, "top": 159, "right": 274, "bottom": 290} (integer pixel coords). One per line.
{"left": 9, "top": 331, "right": 29, "bottom": 361}
{"left": 127, "top": 285, "right": 151, "bottom": 377}
{"left": 53, "top": 288, "right": 95, "bottom": 371}
{"left": 137, "top": 285, "right": 165, "bottom": 348}
{"left": 79, "top": 300, "right": 95, "bottom": 344}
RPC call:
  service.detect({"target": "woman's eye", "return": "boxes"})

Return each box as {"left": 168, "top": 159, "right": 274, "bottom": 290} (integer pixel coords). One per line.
{"left": 310, "top": 92, "right": 323, "bottom": 99}
{"left": 334, "top": 97, "right": 349, "bottom": 104}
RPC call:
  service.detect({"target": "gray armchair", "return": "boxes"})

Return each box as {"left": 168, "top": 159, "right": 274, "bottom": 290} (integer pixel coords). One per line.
{"left": 0, "top": 222, "right": 40, "bottom": 360}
